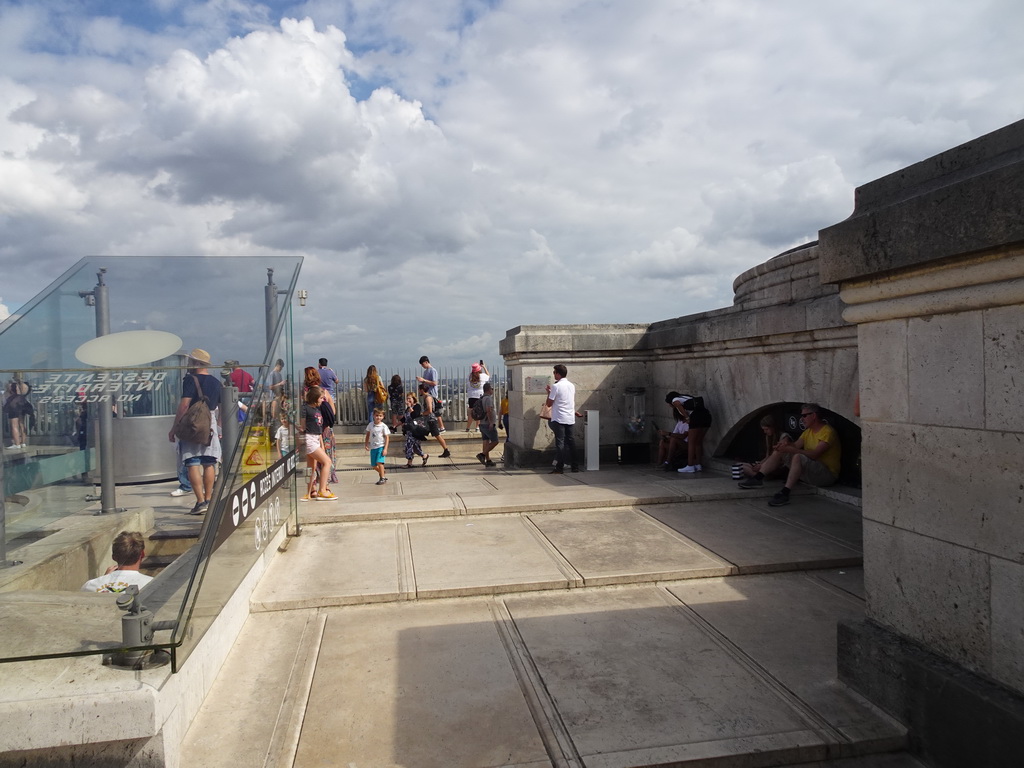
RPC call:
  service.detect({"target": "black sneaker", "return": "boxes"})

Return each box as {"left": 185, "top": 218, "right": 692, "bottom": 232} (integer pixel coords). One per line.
{"left": 484, "top": 460, "right": 496, "bottom": 467}
{"left": 476, "top": 452, "right": 486, "bottom": 464}
{"left": 737, "top": 476, "right": 763, "bottom": 489}
{"left": 768, "top": 491, "right": 790, "bottom": 507}
{"left": 440, "top": 449, "right": 451, "bottom": 459}
{"left": 187, "top": 500, "right": 208, "bottom": 515}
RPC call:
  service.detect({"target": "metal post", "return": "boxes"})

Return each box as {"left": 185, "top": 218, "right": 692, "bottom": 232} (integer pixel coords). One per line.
{"left": 221, "top": 384, "right": 239, "bottom": 463}
{"left": 264, "top": 268, "right": 277, "bottom": 354}
{"left": 0, "top": 443, "right": 22, "bottom": 568}
{"left": 93, "top": 271, "right": 117, "bottom": 514}
{"left": 77, "top": 269, "right": 117, "bottom": 514}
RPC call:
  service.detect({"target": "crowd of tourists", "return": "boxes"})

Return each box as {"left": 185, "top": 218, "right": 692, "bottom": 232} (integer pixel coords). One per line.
{"left": 297, "top": 355, "right": 508, "bottom": 499}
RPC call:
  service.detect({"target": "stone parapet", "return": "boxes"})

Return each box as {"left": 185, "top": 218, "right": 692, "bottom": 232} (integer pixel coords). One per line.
{"left": 499, "top": 245, "right": 858, "bottom": 467}
{"left": 819, "top": 120, "right": 1024, "bottom": 285}
{"left": 732, "top": 241, "right": 839, "bottom": 309}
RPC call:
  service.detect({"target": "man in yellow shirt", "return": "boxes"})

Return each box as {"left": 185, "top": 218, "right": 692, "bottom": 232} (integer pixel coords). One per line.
{"left": 737, "top": 403, "right": 841, "bottom": 506}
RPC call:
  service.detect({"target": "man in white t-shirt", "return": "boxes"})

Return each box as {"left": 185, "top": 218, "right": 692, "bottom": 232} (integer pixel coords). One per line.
{"left": 545, "top": 364, "right": 580, "bottom": 473}
{"left": 81, "top": 531, "right": 153, "bottom": 593}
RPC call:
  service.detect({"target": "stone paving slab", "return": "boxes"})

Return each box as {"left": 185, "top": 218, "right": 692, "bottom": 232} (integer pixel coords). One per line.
{"left": 255, "top": 500, "right": 864, "bottom": 611}
{"left": 814, "top": 567, "right": 865, "bottom": 600}
{"left": 672, "top": 474, "right": 816, "bottom": 502}
{"left": 502, "top": 587, "right": 830, "bottom": 768}
{"left": 460, "top": 483, "right": 685, "bottom": 515}
{"left": 294, "top": 601, "right": 552, "bottom": 768}
{"left": 668, "top": 572, "right": 905, "bottom": 749}
{"left": 298, "top": 494, "right": 462, "bottom": 523}
{"left": 251, "top": 524, "right": 405, "bottom": 610}
{"left": 742, "top": 497, "right": 864, "bottom": 550}
{"left": 408, "top": 517, "right": 575, "bottom": 598}
{"left": 180, "top": 611, "right": 312, "bottom": 767}
{"left": 528, "top": 507, "right": 731, "bottom": 586}
{"left": 643, "top": 499, "right": 862, "bottom": 573}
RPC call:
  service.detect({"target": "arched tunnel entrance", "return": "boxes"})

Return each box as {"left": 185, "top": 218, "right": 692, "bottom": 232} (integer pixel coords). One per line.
{"left": 717, "top": 402, "right": 861, "bottom": 487}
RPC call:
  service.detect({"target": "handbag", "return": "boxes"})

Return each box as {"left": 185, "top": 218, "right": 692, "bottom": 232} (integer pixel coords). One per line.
{"left": 373, "top": 378, "right": 387, "bottom": 405}
{"left": 410, "top": 417, "right": 431, "bottom": 440}
{"left": 540, "top": 403, "right": 552, "bottom": 420}
{"left": 173, "top": 374, "right": 213, "bottom": 446}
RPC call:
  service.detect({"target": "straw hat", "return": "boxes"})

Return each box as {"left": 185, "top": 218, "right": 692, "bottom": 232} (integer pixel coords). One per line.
{"left": 189, "top": 348, "right": 212, "bottom": 365}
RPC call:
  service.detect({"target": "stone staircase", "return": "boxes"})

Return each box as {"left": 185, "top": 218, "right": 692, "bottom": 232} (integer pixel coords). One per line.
{"left": 179, "top": 436, "right": 921, "bottom": 768}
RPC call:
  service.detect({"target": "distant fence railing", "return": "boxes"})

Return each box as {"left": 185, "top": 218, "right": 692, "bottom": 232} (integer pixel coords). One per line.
{"left": 324, "top": 364, "right": 507, "bottom": 428}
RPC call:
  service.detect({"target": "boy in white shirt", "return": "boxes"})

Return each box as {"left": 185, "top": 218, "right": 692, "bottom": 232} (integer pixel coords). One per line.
{"left": 364, "top": 408, "right": 391, "bottom": 485}
{"left": 274, "top": 413, "right": 291, "bottom": 459}
{"left": 81, "top": 531, "right": 153, "bottom": 593}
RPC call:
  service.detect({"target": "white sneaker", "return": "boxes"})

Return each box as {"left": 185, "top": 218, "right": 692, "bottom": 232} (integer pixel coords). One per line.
{"left": 677, "top": 465, "right": 698, "bottom": 473}
{"left": 170, "top": 488, "right": 190, "bottom": 497}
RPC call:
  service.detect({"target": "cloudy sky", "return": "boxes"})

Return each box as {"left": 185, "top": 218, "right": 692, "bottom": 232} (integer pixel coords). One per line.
{"left": 1, "top": 0, "right": 1022, "bottom": 371}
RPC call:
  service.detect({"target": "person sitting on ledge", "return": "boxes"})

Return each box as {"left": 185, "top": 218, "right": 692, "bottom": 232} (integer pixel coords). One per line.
{"left": 81, "top": 531, "right": 153, "bottom": 593}
{"left": 656, "top": 402, "right": 689, "bottom": 470}
{"left": 737, "top": 414, "right": 789, "bottom": 480}
{"left": 738, "top": 403, "right": 841, "bottom": 506}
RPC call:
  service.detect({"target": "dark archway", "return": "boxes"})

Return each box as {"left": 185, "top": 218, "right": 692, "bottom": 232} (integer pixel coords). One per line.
{"left": 718, "top": 402, "right": 861, "bottom": 487}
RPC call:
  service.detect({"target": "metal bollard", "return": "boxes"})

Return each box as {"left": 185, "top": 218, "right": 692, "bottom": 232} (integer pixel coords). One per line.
{"left": 585, "top": 410, "right": 600, "bottom": 471}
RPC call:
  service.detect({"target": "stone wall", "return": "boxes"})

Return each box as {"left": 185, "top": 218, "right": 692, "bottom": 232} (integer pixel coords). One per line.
{"left": 499, "top": 242, "right": 859, "bottom": 468}
{"left": 820, "top": 119, "right": 1024, "bottom": 765}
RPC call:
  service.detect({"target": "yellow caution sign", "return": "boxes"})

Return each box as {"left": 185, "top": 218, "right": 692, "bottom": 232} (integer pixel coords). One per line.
{"left": 241, "top": 426, "right": 273, "bottom": 475}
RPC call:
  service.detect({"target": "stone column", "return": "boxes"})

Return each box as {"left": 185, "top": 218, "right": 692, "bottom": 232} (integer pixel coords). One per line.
{"left": 818, "top": 119, "right": 1024, "bottom": 766}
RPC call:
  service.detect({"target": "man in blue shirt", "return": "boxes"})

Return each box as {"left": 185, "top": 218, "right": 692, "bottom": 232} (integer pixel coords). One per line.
{"left": 415, "top": 355, "right": 446, "bottom": 432}
{"left": 318, "top": 358, "right": 337, "bottom": 394}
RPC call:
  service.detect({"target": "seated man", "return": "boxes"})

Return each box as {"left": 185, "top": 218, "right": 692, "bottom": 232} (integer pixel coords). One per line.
{"left": 81, "top": 531, "right": 153, "bottom": 593}
{"left": 738, "top": 403, "right": 841, "bottom": 506}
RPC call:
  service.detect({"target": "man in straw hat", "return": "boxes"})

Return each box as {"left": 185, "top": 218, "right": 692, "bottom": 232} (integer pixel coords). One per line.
{"left": 168, "top": 348, "right": 223, "bottom": 515}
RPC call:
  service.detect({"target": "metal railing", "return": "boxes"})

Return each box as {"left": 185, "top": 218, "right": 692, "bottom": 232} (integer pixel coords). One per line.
{"left": 320, "top": 364, "right": 506, "bottom": 428}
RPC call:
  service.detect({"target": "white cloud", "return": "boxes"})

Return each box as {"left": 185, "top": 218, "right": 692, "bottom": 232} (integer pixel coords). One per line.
{"left": 421, "top": 332, "right": 496, "bottom": 359}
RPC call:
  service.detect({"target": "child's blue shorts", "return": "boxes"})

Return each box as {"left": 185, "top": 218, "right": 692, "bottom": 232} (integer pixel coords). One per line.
{"left": 370, "top": 446, "right": 385, "bottom": 466}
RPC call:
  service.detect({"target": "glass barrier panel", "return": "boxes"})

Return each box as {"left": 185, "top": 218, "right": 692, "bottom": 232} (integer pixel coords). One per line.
{"left": 0, "top": 255, "right": 301, "bottom": 669}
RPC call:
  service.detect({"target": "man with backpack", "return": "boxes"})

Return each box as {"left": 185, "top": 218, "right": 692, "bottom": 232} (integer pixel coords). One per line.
{"left": 474, "top": 382, "right": 499, "bottom": 467}
{"left": 168, "top": 348, "right": 222, "bottom": 515}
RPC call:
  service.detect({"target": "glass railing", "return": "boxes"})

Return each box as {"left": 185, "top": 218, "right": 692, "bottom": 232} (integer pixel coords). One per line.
{"left": 0, "top": 255, "right": 302, "bottom": 670}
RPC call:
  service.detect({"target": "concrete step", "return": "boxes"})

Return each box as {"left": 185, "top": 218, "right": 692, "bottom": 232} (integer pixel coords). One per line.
{"left": 253, "top": 495, "right": 862, "bottom": 611}
{"left": 146, "top": 525, "right": 202, "bottom": 557}
{"left": 294, "top": 465, "right": 832, "bottom": 523}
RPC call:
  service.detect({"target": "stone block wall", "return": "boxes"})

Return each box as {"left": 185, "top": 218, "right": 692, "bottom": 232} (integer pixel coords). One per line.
{"left": 820, "top": 119, "right": 1024, "bottom": 765}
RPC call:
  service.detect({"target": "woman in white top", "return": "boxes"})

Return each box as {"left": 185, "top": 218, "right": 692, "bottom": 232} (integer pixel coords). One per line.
{"left": 465, "top": 361, "right": 489, "bottom": 431}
